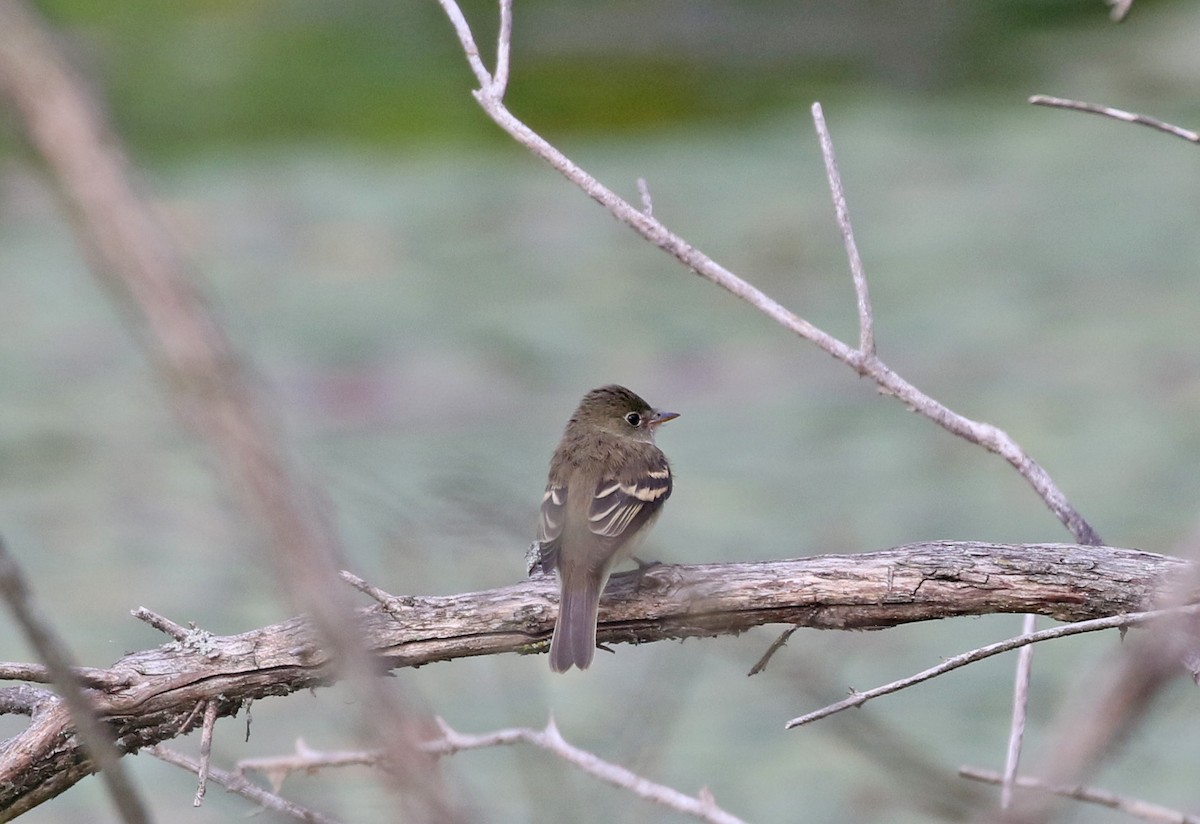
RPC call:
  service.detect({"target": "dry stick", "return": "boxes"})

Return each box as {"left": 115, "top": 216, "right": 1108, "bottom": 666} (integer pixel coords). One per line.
{"left": 0, "top": 540, "right": 151, "bottom": 824}
{"left": 193, "top": 700, "right": 219, "bottom": 807}
{"left": 1001, "top": 613, "right": 1037, "bottom": 809}
{"left": 960, "top": 767, "right": 1200, "bottom": 824}
{"left": 0, "top": 662, "right": 132, "bottom": 688}
{"left": 436, "top": 0, "right": 1100, "bottom": 547}
{"left": 784, "top": 603, "right": 1200, "bottom": 729}
{"left": 1029, "top": 95, "right": 1200, "bottom": 144}
{"left": 812, "top": 102, "right": 874, "bottom": 356}
{"left": 153, "top": 747, "right": 346, "bottom": 824}
{"left": 239, "top": 739, "right": 383, "bottom": 789}
{"left": 0, "top": 4, "right": 454, "bottom": 820}
{"left": 747, "top": 626, "right": 798, "bottom": 676}
{"left": 425, "top": 717, "right": 748, "bottom": 824}
{"left": 132, "top": 607, "right": 191, "bottom": 642}
{"left": 492, "top": 0, "right": 512, "bottom": 96}
{"left": 0, "top": 542, "right": 1184, "bottom": 814}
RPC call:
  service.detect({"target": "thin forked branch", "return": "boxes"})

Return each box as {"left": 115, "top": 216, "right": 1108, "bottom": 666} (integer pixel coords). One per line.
{"left": 436, "top": 0, "right": 1101, "bottom": 546}
{"left": 785, "top": 603, "right": 1200, "bottom": 729}
{"left": 425, "top": 718, "right": 748, "bottom": 824}
{"left": 153, "top": 747, "right": 346, "bottom": 824}
{"left": 236, "top": 723, "right": 749, "bottom": 824}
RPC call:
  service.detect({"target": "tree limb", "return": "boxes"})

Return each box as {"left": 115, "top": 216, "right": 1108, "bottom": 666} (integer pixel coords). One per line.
{"left": 0, "top": 541, "right": 1187, "bottom": 817}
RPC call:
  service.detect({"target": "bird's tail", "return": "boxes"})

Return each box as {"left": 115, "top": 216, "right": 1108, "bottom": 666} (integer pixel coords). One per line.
{"left": 549, "top": 570, "right": 603, "bottom": 672}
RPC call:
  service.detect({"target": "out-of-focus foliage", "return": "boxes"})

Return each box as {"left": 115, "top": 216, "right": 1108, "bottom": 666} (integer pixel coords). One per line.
{"left": 24, "top": 0, "right": 1140, "bottom": 155}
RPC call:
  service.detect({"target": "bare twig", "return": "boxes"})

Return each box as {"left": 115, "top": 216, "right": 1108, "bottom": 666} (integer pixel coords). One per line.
{"left": 812, "top": 102, "right": 874, "bottom": 356}
{"left": 437, "top": 0, "right": 493, "bottom": 88}
{"left": 0, "top": 661, "right": 133, "bottom": 689}
{"left": 961, "top": 767, "right": 1200, "bottom": 824}
{"left": 785, "top": 603, "right": 1200, "bottom": 729}
{"left": 193, "top": 700, "right": 219, "bottom": 806}
{"left": 748, "top": 626, "right": 798, "bottom": 676}
{"left": 339, "top": 568, "right": 400, "bottom": 609}
{"left": 1001, "top": 614, "right": 1037, "bottom": 808}
{"left": 153, "top": 746, "right": 346, "bottom": 824}
{"left": 239, "top": 739, "right": 384, "bottom": 792}
{"left": 492, "top": 0, "right": 513, "bottom": 97}
{"left": 426, "top": 717, "right": 748, "bottom": 824}
{"left": 436, "top": 0, "right": 1100, "bottom": 546}
{"left": 0, "top": 539, "right": 150, "bottom": 824}
{"left": 1029, "top": 95, "right": 1200, "bottom": 144}
{"left": 132, "top": 607, "right": 191, "bottom": 641}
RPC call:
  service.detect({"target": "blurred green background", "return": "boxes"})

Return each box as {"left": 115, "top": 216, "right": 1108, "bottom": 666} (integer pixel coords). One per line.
{"left": 3, "top": 1, "right": 1200, "bottom": 822}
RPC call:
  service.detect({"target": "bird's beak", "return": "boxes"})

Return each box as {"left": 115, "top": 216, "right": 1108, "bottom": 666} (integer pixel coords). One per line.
{"left": 649, "top": 409, "right": 680, "bottom": 427}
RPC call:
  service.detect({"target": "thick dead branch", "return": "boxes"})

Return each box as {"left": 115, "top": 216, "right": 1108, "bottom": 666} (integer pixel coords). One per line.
{"left": 0, "top": 542, "right": 1187, "bottom": 817}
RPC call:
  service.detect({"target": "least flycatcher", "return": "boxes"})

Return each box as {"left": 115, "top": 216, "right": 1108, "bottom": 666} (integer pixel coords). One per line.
{"left": 537, "top": 385, "right": 678, "bottom": 672}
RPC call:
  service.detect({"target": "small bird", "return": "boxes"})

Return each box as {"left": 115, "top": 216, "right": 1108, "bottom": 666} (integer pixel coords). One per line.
{"left": 537, "top": 385, "right": 678, "bottom": 672}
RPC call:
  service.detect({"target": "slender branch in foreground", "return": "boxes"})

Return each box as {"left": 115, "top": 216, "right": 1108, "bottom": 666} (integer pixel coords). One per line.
{"left": 1029, "top": 95, "right": 1200, "bottom": 144}
{"left": 960, "top": 767, "right": 1200, "bottom": 824}
{"left": 0, "top": 540, "right": 150, "bottom": 824}
{"left": 436, "top": 0, "right": 1100, "bottom": 546}
{"left": 425, "top": 717, "right": 748, "bottom": 824}
{"left": 0, "top": 4, "right": 455, "bottom": 820}
{"left": 1001, "top": 614, "right": 1037, "bottom": 808}
{"left": 153, "top": 746, "right": 346, "bottom": 824}
{"left": 785, "top": 602, "right": 1200, "bottom": 729}
{"left": 811, "top": 102, "right": 874, "bottom": 357}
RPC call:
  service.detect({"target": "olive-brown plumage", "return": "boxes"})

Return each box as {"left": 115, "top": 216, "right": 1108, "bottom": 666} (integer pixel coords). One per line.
{"left": 537, "top": 385, "right": 677, "bottom": 672}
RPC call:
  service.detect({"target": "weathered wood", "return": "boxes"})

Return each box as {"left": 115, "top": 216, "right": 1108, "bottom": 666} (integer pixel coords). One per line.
{"left": 0, "top": 542, "right": 1187, "bottom": 817}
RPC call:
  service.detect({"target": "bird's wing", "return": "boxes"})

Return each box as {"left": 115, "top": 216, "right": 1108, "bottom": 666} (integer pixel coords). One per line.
{"left": 587, "top": 452, "right": 672, "bottom": 542}
{"left": 535, "top": 481, "right": 567, "bottom": 570}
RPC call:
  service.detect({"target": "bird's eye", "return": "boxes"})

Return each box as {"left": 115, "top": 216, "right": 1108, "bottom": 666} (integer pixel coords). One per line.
{"left": 625, "top": 412, "right": 642, "bottom": 427}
